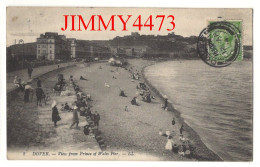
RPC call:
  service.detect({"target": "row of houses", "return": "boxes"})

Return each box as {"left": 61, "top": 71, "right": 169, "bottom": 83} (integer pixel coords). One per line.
{"left": 112, "top": 45, "right": 150, "bottom": 57}
{"left": 7, "top": 32, "right": 111, "bottom": 62}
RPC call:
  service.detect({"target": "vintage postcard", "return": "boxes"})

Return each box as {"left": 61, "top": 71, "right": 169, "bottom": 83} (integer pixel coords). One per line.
{"left": 6, "top": 7, "right": 253, "bottom": 161}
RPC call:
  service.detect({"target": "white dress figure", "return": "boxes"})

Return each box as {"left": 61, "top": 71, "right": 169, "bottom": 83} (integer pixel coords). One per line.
{"left": 165, "top": 135, "right": 173, "bottom": 150}
{"left": 160, "top": 130, "right": 173, "bottom": 151}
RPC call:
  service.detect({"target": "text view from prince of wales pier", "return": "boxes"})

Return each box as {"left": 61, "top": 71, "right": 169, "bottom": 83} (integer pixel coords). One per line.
{"left": 6, "top": 7, "right": 253, "bottom": 161}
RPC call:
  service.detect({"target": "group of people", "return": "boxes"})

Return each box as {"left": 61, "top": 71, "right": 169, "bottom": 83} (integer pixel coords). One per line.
{"left": 128, "top": 66, "right": 140, "bottom": 80}
{"left": 159, "top": 118, "right": 192, "bottom": 158}
{"left": 125, "top": 65, "right": 193, "bottom": 158}
{"left": 14, "top": 75, "right": 46, "bottom": 106}
{"left": 137, "top": 82, "right": 153, "bottom": 103}
{"left": 51, "top": 74, "right": 101, "bottom": 132}
{"left": 13, "top": 76, "right": 25, "bottom": 92}
{"left": 53, "top": 74, "right": 66, "bottom": 94}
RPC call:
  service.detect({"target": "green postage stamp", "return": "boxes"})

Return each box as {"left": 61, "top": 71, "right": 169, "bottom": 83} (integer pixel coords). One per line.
{"left": 198, "top": 20, "right": 242, "bottom": 67}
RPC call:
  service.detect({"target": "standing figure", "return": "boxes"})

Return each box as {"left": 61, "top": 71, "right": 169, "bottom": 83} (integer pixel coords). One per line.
{"left": 93, "top": 111, "right": 100, "bottom": 130}
{"left": 36, "top": 85, "right": 44, "bottom": 106}
{"left": 24, "top": 80, "right": 33, "bottom": 102}
{"left": 69, "top": 75, "right": 74, "bottom": 82}
{"left": 180, "top": 124, "right": 184, "bottom": 135}
{"left": 160, "top": 130, "right": 174, "bottom": 151}
{"left": 163, "top": 98, "right": 168, "bottom": 110}
{"left": 172, "top": 117, "right": 175, "bottom": 126}
{"left": 37, "top": 78, "right": 42, "bottom": 87}
{"left": 27, "top": 62, "right": 33, "bottom": 79}
{"left": 70, "top": 102, "right": 79, "bottom": 129}
{"left": 52, "top": 100, "right": 60, "bottom": 127}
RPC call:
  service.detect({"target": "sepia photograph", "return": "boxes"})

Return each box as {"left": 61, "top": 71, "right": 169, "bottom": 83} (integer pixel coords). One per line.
{"left": 6, "top": 7, "right": 253, "bottom": 161}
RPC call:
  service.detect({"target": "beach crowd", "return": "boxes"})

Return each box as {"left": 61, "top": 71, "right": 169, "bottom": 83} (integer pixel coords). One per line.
{"left": 12, "top": 61, "right": 194, "bottom": 158}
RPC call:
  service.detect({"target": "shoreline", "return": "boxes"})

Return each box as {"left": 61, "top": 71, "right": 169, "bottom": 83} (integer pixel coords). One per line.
{"left": 7, "top": 59, "right": 222, "bottom": 161}
{"left": 138, "top": 59, "right": 222, "bottom": 161}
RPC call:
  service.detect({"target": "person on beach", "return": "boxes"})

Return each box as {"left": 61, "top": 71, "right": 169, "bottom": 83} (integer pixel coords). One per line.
{"left": 172, "top": 117, "right": 176, "bottom": 126}
{"left": 35, "top": 85, "right": 45, "bottom": 106}
{"left": 17, "top": 78, "right": 25, "bottom": 91}
{"left": 80, "top": 76, "right": 87, "bottom": 81}
{"left": 37, "top": 78, "right": 42, "bottom": 88}
{"left": 27, "top": 62, "right": 33, "bottom": 79}
{"left": 13, "top": 76, "right": 19, "bottom": 87}
{"left": 58, "top": 74, "right": 65, "bottom": 86}
{"left": 131, "top": 97, "right": 138, "bottom": 106}
{"left": 69, "top": 75, "right": 74, "bottom": 82}
{"left": 142, "top": 92, "right": 151, "bottom": 103}
{"left": 119, "top": 88, "right": 127, "bottom": 97}
{"left": 24, "top": 80, "right": 33, "bottom": 102}
{"left": 14, "top": 76, "right": 25, "bottom": 91}
{"left": 93, "top": 111, "right": 100, "bottom": 130}
{"left": 180, "top": 124, "right": 184, "bottom": 135}
{"left": 52, "top": 100, "right": 60, "bottom": 127}
{"left": 160, "top": 130, "right": 174, "bottom": 151}
{"left": 70, "top": 102, "right": 79, "bottom": 129}
{"left": 163, "top": 98, "right": 168, "bottom": 110}
{"left": 64, "top": 102, "right": 71, "bottom": 111}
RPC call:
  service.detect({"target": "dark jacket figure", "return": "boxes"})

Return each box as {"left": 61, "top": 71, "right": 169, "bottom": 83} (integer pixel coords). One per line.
{"left": 54, "top": 83, "right": 62, "bottom": 91}
{"left": 18, "top": 79, "right": 25, "bottom": 92}
{"left": 93, "top": 111, "right": 100, "bottom": 128}
{"left": 80, "top": 76, "right": 87, "bottom": 80}
{"left": 27, "top": 64, "right": 33, "bottom": 79}
{"left": 80, "top": 107, "right": 86, "bottom": 116}
{"left": 52, "top": 102, "right": 60, "bottom": 127}
{"left": 84, "top": 125, "right": 90, "bottom": 135}
{"left": 131, "top": 97, "right": 138, "bottom": 106}
{"left": 37, "top": 79, "right": 42, "bottom": 88}
{"left": 143, "top": 93, "right": 151, "bottom": 103}
{"left": 163, "top": 98, "right": 168, "bottom": 110}
{"left": 64, "top": 103, "right": 71, "bottom": 111}
{"left": 172, "top": 118, "right": 175, "bottom": 125}
{"left": 69, "top": 75, "right": 74, "bottom": 82}
{"left": 119, "top": 89, "right": 127, "bottom": 97}
{"left": 58, "top": 74, "right": 65, "bottom": 86}
{"left": 180, "top": 124, "right": 184, "bottom": 134}
{"left": 36, "top": 87, "right": 44, "bottom": 106}
{"left": 24, "top": 89, "right": 30, "bottom": 102}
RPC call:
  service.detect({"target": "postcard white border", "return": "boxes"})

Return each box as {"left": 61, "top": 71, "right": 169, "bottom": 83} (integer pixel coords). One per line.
{"left": 0, "top": 0, "right": 259, "bottom": 167}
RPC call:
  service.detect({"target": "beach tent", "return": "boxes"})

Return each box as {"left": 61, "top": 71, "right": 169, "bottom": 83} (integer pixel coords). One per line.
{"left": 108, "top": 57, "right": 127, "bottom": 67}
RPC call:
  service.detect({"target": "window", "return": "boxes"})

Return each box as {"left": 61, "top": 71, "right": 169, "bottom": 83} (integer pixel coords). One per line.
{"left": 38, "top": 45, "right": 40, "bottom": 48}
{"left": 50, "top": 50, "right": 52, "bottom": 54}
{"left": 38, "top": 50, "right": 40, "bottom": 54}
{"left": 50, "top": 45, "right": 52, "bottom": 48}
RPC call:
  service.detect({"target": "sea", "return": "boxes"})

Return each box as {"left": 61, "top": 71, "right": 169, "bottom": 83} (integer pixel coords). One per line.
{"left": 144, "top": 60, "right": 253, "bottom": 161}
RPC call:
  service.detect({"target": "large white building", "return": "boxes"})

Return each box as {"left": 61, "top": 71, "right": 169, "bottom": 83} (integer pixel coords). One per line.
{"left": 36, "top": 32, "right": 71, "bottom": 60}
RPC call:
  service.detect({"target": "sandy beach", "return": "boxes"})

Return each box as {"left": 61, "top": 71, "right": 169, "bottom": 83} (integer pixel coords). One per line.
{"left": 71, "top": 59, "right": 221, "bottom": 160}
{"left": 7, "top": 59, "right": 221, "bottom": 161}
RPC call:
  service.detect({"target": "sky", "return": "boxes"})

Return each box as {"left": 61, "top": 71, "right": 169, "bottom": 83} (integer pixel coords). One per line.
{"left": 6, "top": 7, "right": 253, "bottom": 46}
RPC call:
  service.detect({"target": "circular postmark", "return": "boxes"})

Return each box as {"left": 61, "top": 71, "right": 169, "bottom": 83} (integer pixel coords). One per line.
{"left": 197, "top": 21, "right": 241, "bottom": 67}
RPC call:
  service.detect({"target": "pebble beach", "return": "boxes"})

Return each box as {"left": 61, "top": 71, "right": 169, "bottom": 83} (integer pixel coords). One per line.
{"left": 7, "top": 59, "right": 222, "bottom": 161}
